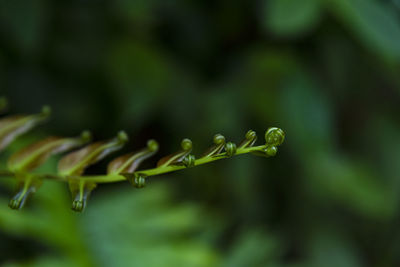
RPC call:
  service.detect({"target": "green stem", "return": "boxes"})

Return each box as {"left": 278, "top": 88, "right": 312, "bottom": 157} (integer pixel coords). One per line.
{"left": 68, "top": 144, "right": 269, "bottom": 183}
{"left": 0, "top": 144, "right": 273, "bottom": 184}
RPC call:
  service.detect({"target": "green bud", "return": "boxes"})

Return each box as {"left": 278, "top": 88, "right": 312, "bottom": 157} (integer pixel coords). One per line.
{"left": 183, "top": 154, "right": 196, "bottom": 167}
{"left": 133, "top": 174, "right": 146, "bottom": 188}
{"left": 225, "top": 142, "right": 237, "bottom": 157}
{"left": 265, "top": 127, "right": 285, "bottom": 147}
{"left": 265, "top": 146, "right": 278, "bottom": 157}
{"left": 181, "top": 138, "right": 192, "bottom": 151}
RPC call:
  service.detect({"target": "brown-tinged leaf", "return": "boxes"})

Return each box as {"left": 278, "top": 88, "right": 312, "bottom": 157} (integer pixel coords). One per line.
{"left": 8, "top": 131, "right": 92, "bottom": 172}
{"left": 0, "top": 106, "right": 51, "bottom": 152}
{"left": 157, "top": 138, "right": 192, "bottom": 167}
{"left": 107, "top": 139, "right": 158, "bottom": 174}
{"left": 58, "top": 131, "right": 128, "bottom": 176}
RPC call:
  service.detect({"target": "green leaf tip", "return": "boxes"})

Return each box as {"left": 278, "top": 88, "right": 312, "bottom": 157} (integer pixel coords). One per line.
{"left": 213, "top": 134, "right": 225, "bottom": 145}
{"left": 201, "top": 134, "right": 226, "bottom": 158}
{"left": 225, "top": 142, "right": 237, "bottom": 157}
{"left": 265, "top": 146, "right": 278, "bottom": 157}
{"left": 80, "top": 130, "right": 92, "bottom": 143}
{"left": 132, "top": 174, "right": 146, "bottom": 188}
{"left": 238, "top": 130, "right": 257, "bottom": 148}
{"left": 157, "top": 138, "right": 193, "bottom": 167}
{"left": 0, "top": 107, "right": 52, "bottom": 152}
{"left": 181, "top": 138, "right": 192, "bottom": 151}
{"left": 41, "top": 105, "right": 51, "bottom": 117}
{"left": 8, "top": 175, "right": 42, "bottom": 210}
{"left": 69, "top": 180, "right": 96, "bottom": 212}
{"left": 265, "top": 127, "right": 285, "bottom": 147}
{"left": 182, "top": 154, "right": 196, "bottom": 167}
{"left": 147, "top": 139, "right": 159, "bottom": 152}
{"left": 117, "top": 130, "right": 129, "bottom": 144}
{"left": 9, "top": 187, "right": 35, "bottom": 210}
{"left": 107, "top": 139, "right": 159, "bottom": 175}
{"left": 251, "top": 127, "right": 285, "bottom": 158}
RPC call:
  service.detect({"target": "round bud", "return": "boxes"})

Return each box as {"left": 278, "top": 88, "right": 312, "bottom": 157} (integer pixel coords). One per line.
{"left": 181, "top": 138, "right": 192, "bottom": 151}
{"left": 213, "top": 134, "right": 225, "bottom": 145}
{"left": 9, "top": 199, "right": 21, "bottom": 210}
{"left": 0, "top": 97, "right": 7, "bottom": 110}
{"left": 81, "top": 130, "right": 92, "bottom": 142}
{"left": 265, "top": 127, "right": 285, "bottom": 146}
{"left": 147, "top": 139, "right": 159, "bottom": 152}
{"left": 117, "top": 131, "right": 129, "bottom": 143}
{"left": 41, "top": 105, "right": 51, "bottom": 116}
{"left": 72, "top": 200, "right": 84, "bottom": 212}
{"left": 134, "top": 175, "right": 146, "bottom": 188}
{"left": 225, "top": 142, "right": 237, "bottom": 157}
{"left": 265, "top": 146, "right": 278, "bottom": 157}
{"left": 245, "top": 130, "right": 256, "bottom": 140}
{"left": 183, "top": 154, "right": 196, "bottom": 167}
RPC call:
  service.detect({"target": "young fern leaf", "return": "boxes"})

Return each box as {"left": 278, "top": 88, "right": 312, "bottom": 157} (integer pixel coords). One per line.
{"left": 238, "top": 130, "right": 257, "bottom": 148}
{"left": 134, "top": 128, "right": 285, "bottom": 181}
{"left": 0, "top": 100, "right": 286, "bottom": 212}
{"left": 107, "top": 139, "right": 159, "bottom": 174}
{"left": 58, "top": 131, "right": 128, "bottom": 176}
{"left": 224, "top": 142, "right": 237, "bottom": 157}
{"left": 59, "top": 131, "right": 128, "bottom": 212}
{"left": 8, "top": 131, "right": 92, "bottom": 173}
{"left": 0, "top": 106, "right": 51, "bottom": 152}
{"left": 201, "top": 134, "right": 226, "bottom": 158}
{"left": 9, "top": 173, "right": 42, "bottom": 210}
{"left": 108, "top": 139, "right": 159, "bottom": 188}
{"left": 157, "top": 138, "right": 194, "bottom": 168}
{"left": 7, "top": 131, "right": 92, "bottom": 210}
{"left": 264, "top": 127, "right": 285, "bottom": 156}
{"left": 251, "top": 127, "right": 285, "bottom": 157}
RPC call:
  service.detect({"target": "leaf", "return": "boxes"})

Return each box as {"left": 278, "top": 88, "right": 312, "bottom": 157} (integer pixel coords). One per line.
{"left": 107, "top": 139, "right": 158, "bottom": 174}
{"left": 8, "top": 173, "right": 42, "bottom": 210}
{"left": 69, "top": 179, "right": 97, "bottom": 212}
{"left": 330, "top": 0, "right": 400, "bottom": 60}
{"left": 308, "top": 230, "right": 363, "bottom": 267}
{"left": 200, "top": 134, "right": 226, "bottom": 158}
{"left": 156, "top": 138, "right": 192, "bottom": 167}
{"left": 59, "top": 131, "right": 129, "bottom": 212}
{"left": 278, "top": 71, "right": 334, "bottom": 153}
{"left": 308, "top": 153, "right": 394, "bottom": 218}
{"left": 7, "top": 131, "right": 92, "bottom": 173}
{"left": 0, "top": 106, "right": 51, "bottom": 152}
{"left": 82, "top": 184, "right": 220, "bottom": 267}
{"left": 58, "top": 131, "right": 128, "bottom": 176}
{"left": 224, "top": 229, "right": 282, "bottom": 267}
{"left": 263, "top": 0, "right": 321, "bottom": 37}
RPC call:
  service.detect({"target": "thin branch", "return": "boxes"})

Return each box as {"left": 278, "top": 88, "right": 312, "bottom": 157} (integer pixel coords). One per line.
{"left": 0, "top": 144, "right": 272, "bottom": 183}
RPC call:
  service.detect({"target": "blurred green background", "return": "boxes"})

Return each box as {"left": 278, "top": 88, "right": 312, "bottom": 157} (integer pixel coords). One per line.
{"left": 1, "top": 0, "right": 400, "bottom": 266}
